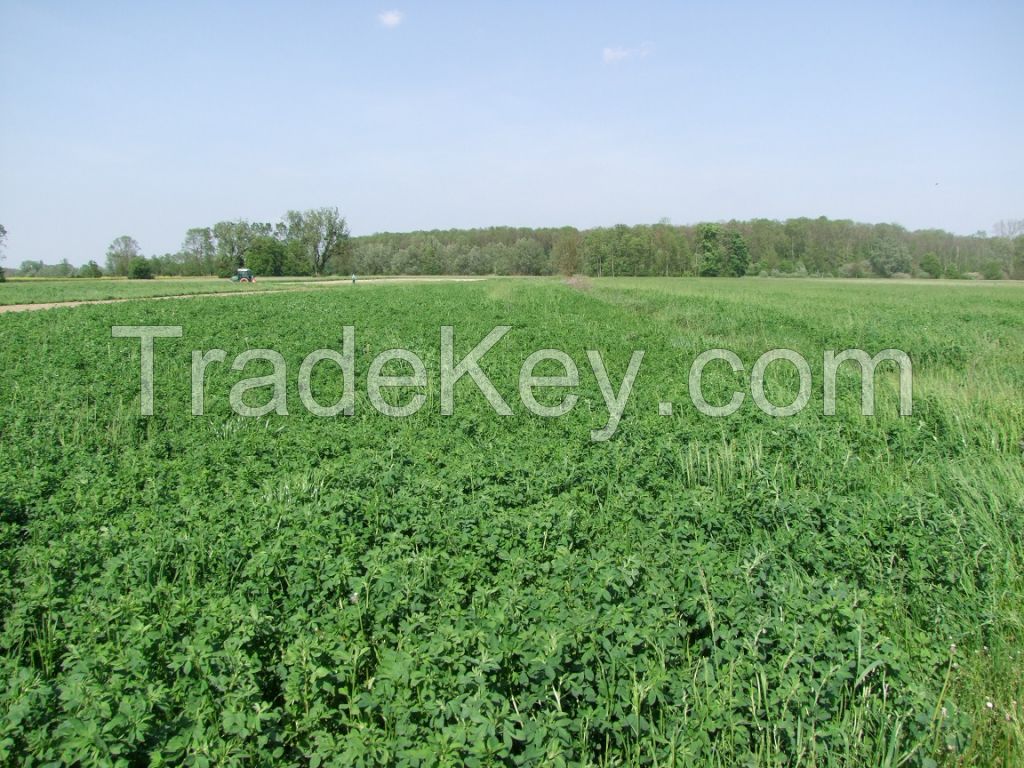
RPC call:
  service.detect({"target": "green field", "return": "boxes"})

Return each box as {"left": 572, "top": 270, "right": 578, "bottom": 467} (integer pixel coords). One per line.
{"left": 0, "top": 278, "right": 284, "bottom": 306}
{"left": 0, "top": 277, "right": 368, "bottom": 306}
{"left": 1, "top": 278, "right": 1021, "bottom": 766}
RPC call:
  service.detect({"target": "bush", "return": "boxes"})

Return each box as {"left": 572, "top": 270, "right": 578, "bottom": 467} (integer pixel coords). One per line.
{"left": 246, "top": 236, "right": 286, "bottom": 277}
{"left": 869, "top": 237, "right": 912, "bottom": 277}
{"left": 127, "top": 257, "right": 153, "bottom": 279}
{"left": 981, "top": 261, "right": 1004, "bottom": 280}
{"left": 78, "top": 261, "right": 103, "bottom": 278}
{"left": 282, "top": 241, "right": 313, "bottom": 276}
{"left": 840, "top": 260, "right": 871, "bottom": 278}
{"left": 919, "top": 252, "right": 942, "bottom": 278}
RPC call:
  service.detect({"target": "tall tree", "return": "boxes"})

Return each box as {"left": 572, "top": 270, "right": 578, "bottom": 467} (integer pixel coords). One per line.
{"left": 919, "top": 252, "right": 942, "bottom": 278}
{"left": 696, "top": 224, "right": 725, "bottom": 276}
{"left": 181, "top": 227, "right": 217, "bottom": 275}
{"left": 552, "top": 230, "right": 582, "bottom": 275}
{"left": 105, "top": 236, "right": 142, "bottom": 276}
{"left": 724, "top": 231, "right": 750, "bottom": 276}
{"left": 868, "top": 237, "right": 912, "bottom": 277}
{"left": 0, "top": 223, "right": 6, "bottom": 281}
{"left": 212, "top": 221, "right": 257, "bottom": 275}
{"left": 992, "top": 219, "right": 1024, "bottom": 239}
{"left": 246, "top": 236, "right": 286, "bottom": 276}
{"left": 1013, "top": 236, "right": 1024, "bottom": 280}
{"left": 284, "top": 207, "right": 350, "bottom": 275}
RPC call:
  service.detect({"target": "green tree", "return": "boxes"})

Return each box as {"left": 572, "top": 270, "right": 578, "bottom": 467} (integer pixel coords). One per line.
{"left": 919, "top": 252, "right": 942, "bottom": 278}
{"left": 868, "top": 237, "right": 911, "bottom": 277}
{"left": 981, "top": 261, "right": 1004, "bottom": 280}
{"left": 724, "top": 231, "right": 750, "bottom": 276}
{"left": 246, "top": 236, "right": 286, "bottom": 276}
{"left": 0, "top": 223, "right": 6, "bottom": 281}
{"left": 181, "top": 227, "right": 217, "bottom": 275}
{"left": 697, "top": 224, "right": 725, "bottom": 276}
{"left": 552, "top": 231, "right": 582, "bottom": 275}
{"left": 105, "top": 236, "right": 142, "bottom": 276}
{"left": 212, "top": 221, "right": 257, "bottom": 275}
{"left": 127, "top": 257, "right": 153, "bottom": 279}
{"left": 282, "top": 240, "right": 314, "bottom": 276}
{"left": 283, "top": 207, "right": 350, "bottom": 275}
{"left": 79, "top": 260, "right": 103, "bottom": 278}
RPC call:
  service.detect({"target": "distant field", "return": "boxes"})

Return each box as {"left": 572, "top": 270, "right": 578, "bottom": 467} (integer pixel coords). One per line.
{"left": 1, "top": 278, "right": 1021, "bottom": 765}
{"left": 0, "top": 276, "right": 344, "bottom": 306}
{"left": 0, "top": 277, "right": 285, "bottom": 305}
{"left": 0, "top": 276, "right": 483, "bottom": 307}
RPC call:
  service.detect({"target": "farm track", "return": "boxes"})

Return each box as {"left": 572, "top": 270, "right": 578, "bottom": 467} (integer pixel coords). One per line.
{"left": 0, "top": 276, "right": 484, "bottom": 313}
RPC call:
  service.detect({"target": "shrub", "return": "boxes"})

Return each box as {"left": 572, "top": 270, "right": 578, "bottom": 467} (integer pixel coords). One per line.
{"left": 78, "top": 261, "right": 103, "bottom": 278}
{"left": 246, "top": 236, "right": 286, "bottom": 277}
{"left": 127, "top": 257, "right": 153, "bottom": 279}
{"left": 981, "top": 261, "right": 1004, "bottom": 280}
{"left": 919, "top": 252, "right": 942, "bottom": 278}
{"left": 840, "top": 260, "right": 871, "bottom": 278}
{"left": 869, "top": 237, "right": 912, "bottom": 277}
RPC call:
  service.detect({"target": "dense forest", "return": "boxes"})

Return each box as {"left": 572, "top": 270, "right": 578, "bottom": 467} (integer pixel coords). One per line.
{"left": 5, "top": 215, "right": 1024, "bottom": 280}
{"left": 351, "top": 218, "right": 1023, "bottom": 279}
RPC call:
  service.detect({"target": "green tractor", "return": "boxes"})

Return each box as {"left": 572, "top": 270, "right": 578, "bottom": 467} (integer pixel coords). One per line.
{"left": 231, "top": 268, "right": 255, "bottom": 283}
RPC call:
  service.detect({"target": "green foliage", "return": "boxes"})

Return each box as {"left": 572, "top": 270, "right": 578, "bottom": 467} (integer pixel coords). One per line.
{"left": 725, "top": 231, "right": 750, "bottom": 276}
{"left": 284, "top": 207, "right": 350, "bottom": 275}
{"left": 869, "top": 237, "right": 912, "bottom": 277}
{"left": 126, "top": 257, "right": 153, "bottom": 279}
{"left": 697, "top": 223, "right": 724, "bottom": 276}
{"left": 18, "top": 260, "right": 44, "bottom": 277}
{"left": 1, "top": 279, "right": 1022, "bottom": 765}
{"left": 180, "top": 227, "right": 217, "bottom": 275}
{"left": 78, "top": 260, "right": 103, "bottom": 278}
{"left": 552, "top": 231, "right": 582, "bottom": 275}
{"left": 920, "top": 252, "right": 942, "bottom": 278}
{"left": 347, "top": 218, "right": 1020, "bottom": 279}
{"left": 245, "top": 236, "right": 286, "bottom": 277}
{"left": 212, "top": 220, "right": 266, "bottom": 275}
{"left": 282, "top": 240, "right": 314, "bottom": 276}
{"left": 695, "top": 226, "right": 748, "bottom": 277}
{"left": 981, "top": 261, "right": 1004, "bottom": 280}
{"left": 105, "top": 235, "right": 142, "bottom": 276}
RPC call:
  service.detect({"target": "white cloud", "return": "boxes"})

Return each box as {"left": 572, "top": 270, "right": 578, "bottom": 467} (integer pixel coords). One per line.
{"left": 602, "top": 42, "right": 654, "bottom": 63}
{"left": 378, "top": 10, "right": 404, "bottom": 28}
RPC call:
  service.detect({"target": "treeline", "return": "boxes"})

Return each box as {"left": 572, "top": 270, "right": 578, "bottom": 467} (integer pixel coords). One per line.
{"left": 350, "top": 218, "right": 1024, "bottom": 280}
{"left": 8, "top": 208, "right": 351, "bottom": 279}
{"left": 4, "top": 216, "right": 1024, "bottom": 280}
{"left": 104, "top": 208, "right": 351, "bottom": 278}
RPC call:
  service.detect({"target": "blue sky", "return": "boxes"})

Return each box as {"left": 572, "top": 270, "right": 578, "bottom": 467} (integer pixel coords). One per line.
{"left": 1, "top": 1, "right": 1021, "bottom": 265}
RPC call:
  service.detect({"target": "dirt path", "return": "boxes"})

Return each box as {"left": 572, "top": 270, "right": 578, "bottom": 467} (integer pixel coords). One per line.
{"left": 0, "top": 277, "right": 484, "bottom": 314}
